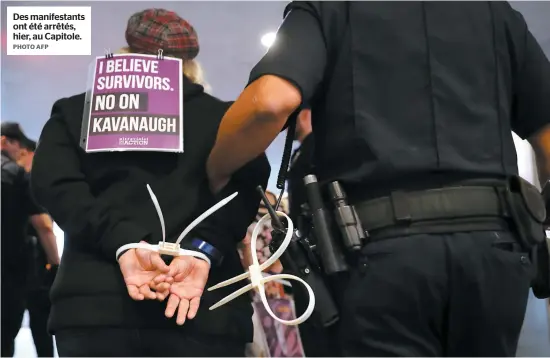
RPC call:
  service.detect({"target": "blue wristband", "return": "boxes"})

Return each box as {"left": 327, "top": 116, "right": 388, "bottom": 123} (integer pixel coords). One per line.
{"left": 191, "top": 238, "right": 224, "bottom": 266}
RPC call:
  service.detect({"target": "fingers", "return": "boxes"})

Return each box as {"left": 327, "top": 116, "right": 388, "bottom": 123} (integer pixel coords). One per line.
{"left": 165, "top": 294, "right": 180, "bottom": 319}
{"left": 164, "top": 293, "right": 193, "bottom": 325}
{"left": 187, "top": 297, "right": 201, "bottom": 320}
{"left": 139, "top": 283, "right": 157, "bottom": 300}
{"left": 176, "top": 299, "right": 190, "bottom": 325}
{"left": 149, "top": 281, "right": 171, "bottom": 301}
{"left": 169, "top": 256, "right": 192, "bottom": 279}
{"left": 150, "top": 252, "right": 170, "bottom": 273}
{"left": 135, "top": 241, "right": 169, "bottom": 272}
{"left": 127, "top": 285, "right": 144, "bottom": 301}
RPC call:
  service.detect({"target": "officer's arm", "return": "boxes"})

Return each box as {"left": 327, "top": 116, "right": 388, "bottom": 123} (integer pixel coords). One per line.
{"left": 31, "top": 100, "right": 152, "bottom": 261}
{"left": 29, "top": 213, "right": 60, "bottom": 265}
{"left": 207, "top": 4, "right": 327, "bottom": 192}
{"left": 193, "top": 154, "right": 271, "bottom": 256}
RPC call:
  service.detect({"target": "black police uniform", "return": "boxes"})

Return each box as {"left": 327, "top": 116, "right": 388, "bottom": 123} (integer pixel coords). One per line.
{"left": 248, "top": 2, "right": 550, "bottom": 356}
{"left": 287, "top": 134, "right": 314, "bottom": 224}
{"left": 287, "top": 134, "right": 340, "bottom": 357}
{"left": 1, "top": 152, "right": 46, "bottom": 357}
{"left": 26, "top": 224, "right": 56, "bottom": 358}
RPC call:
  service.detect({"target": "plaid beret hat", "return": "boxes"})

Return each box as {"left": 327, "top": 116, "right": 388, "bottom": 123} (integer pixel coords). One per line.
{"left": 125, "top": 8, "right": 199, "bottom": 60}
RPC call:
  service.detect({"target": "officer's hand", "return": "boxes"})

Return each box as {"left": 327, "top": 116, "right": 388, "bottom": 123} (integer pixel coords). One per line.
{"left": 118, "top": 242, "right": 171, "bottom": 301}
{"left": 157, "top": 256, "right": 209, "bottom": 325}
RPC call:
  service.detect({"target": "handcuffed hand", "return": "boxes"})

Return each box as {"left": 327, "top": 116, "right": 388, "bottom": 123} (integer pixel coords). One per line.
{"left": 158, "top": 256, "right": 210, "bottom": 325}
{"left": 118, "top": 242, "right": 171, "bottom": 301}
{"left": 119, "top": 247, "right": 210, "bottom": 325}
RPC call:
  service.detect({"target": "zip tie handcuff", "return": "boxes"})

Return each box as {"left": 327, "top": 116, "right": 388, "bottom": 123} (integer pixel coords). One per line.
{"left": 207, "top": 211, "right": 316, "bottom": 326}
{"left": 116, "top": 185, "right": 316, "bottom": 326}
{"left": 115, "top": 184, "right": 239, "bottom": 266}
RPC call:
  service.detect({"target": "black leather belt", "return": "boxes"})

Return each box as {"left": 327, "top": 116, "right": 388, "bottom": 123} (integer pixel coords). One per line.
{"left": 355, "top": 186, "right": 510, "bottom": 232}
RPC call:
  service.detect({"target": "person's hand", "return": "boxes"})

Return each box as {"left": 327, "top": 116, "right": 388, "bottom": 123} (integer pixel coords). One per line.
{"left": 47, "top": 255, "right": 61, "bottom": 266}
{"left": 154, "top": 256, "right": 210, "bottom": 325}
{"left": 118, "top": 242, "right": 171, "bottom": 301}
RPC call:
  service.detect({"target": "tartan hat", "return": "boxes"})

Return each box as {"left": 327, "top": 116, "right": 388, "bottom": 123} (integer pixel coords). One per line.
{"left": 125, "top": 9, "right": 199, "bottom": 60}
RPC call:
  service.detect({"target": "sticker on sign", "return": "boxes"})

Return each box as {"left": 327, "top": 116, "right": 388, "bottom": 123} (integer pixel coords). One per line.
{"left": 6, "top": 6, "right": 91, "bottom": 56}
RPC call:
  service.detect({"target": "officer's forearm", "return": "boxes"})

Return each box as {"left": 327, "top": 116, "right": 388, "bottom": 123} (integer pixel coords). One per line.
{"left": 207, "top": 77, "right": 300, "bottom": 190}
{"left": 30, "top": 213, "right": 60, "bottom": 265}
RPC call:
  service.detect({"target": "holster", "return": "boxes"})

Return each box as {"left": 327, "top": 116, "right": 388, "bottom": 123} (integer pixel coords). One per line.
{"left": 504, "top": 176, "right": 548, "bottom": 298}
{"left": 532, "top": 239, "right": 550, "bottom": 299}
{"left": 503, "top": 176, "right": 546, "bottom": 249}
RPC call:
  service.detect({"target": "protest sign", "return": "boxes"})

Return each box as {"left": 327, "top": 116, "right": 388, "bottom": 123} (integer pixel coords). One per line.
{"left": 83, "top": 53, "right": 183, "bottom": 153}
{"left": 253, "top": 298, "right": 305, "bottom": 357}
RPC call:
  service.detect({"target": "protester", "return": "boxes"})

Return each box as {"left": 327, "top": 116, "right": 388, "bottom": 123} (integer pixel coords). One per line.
{"left": 31, "top": 9, "right": 269, "bottom": 357}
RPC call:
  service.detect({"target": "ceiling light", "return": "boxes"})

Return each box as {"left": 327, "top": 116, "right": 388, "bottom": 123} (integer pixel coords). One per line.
{"left": 261, "top": 32, "right": 277, "bottom": 48}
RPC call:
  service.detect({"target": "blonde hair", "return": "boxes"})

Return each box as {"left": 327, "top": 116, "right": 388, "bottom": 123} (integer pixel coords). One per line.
{"left": 118, "top": 47, "right": 212, "bottom": 93}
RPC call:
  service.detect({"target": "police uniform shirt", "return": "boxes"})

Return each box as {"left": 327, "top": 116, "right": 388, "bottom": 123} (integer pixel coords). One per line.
{"left": 1, "top": 152, "right": 45, "bottom": 271}
{"left": 249, "top": 1, "right": 550, "bottom": 200}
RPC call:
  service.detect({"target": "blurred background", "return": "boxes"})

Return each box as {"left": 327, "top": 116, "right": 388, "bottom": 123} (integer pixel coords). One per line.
{"left": 1, "top": 1, "right": 550, "bottom": 356}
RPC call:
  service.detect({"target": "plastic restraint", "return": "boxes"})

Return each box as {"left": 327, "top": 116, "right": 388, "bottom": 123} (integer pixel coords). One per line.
{"left": 115, "top": 184, "right": 239, "bottom": 266}
{"left": 208, "top": 211, "right": 316, "bottom": 326}
{"left": 115, "top": 185, "right": 316, "bottom": 325}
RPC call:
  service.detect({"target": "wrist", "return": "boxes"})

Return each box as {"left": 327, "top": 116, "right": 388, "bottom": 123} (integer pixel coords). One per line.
{"left": 118, "top": 248, "right": 134, "bottom": 263}
{"left": 187, "top": 238, "right": 224, "bottom": 267}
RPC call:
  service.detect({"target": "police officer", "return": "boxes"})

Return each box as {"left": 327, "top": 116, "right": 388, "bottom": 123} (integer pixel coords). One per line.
{"left": 206, "top": 2, "right": 550, "bottom": 356}
{"left": 17, "top": 139, "right": 57, "bottom": 358}
{"left": 1, "top": 123, "right": 59, "bottom": 357}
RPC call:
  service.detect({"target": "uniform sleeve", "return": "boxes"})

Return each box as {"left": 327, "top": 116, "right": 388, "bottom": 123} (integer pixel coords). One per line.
{"left": 31, "top": 100, "right": 152, "bottom": 261}
{"left": 23, "top": 173, "right": 46, "bottom": 216}
{"left": 192, "top": 154, "right": 271, "bottom": 256}
{"left": 510, "top": 16, "right": 550, "bottom": 139}
{"left": 248, "top": 1, "right": 327, "bottom": 104}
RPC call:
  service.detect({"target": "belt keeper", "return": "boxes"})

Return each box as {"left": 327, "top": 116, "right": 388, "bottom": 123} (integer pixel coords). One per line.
{"left": 390, "top": 191, "right": 412, "bottom": 223}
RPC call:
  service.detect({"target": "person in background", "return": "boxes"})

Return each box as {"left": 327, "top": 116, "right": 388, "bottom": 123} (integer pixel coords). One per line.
{"left": 31, "top": 9, "right": 270, "bottom": 357}
{"left": 17, "top": 139, "right": 57, "bottom": 358}
{"left": 1, "top": 123, "right": 59, "bottom": 357}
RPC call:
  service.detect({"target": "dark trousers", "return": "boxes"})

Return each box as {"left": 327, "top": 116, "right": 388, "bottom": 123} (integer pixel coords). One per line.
{"left": 338, "top": 230, "right": 533, "bottom": 357}
{"left": 27, "top": 288, "right": 54, "bottom": 357}
{"left": 1, "top": 271, "right": 27, "bottom": 358}
{"left": 55, "top": 328, "right": 247, "bottom": 357}
{"left": 293, "top": 274, "right": 347, "bottom": 357}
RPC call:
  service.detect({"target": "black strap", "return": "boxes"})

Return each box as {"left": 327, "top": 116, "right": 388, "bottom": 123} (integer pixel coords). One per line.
{"left": 355, "top": 186, "right": 510, "bottom": 232}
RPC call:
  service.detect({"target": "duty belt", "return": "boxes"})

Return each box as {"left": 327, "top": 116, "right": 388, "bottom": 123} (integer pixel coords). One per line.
{"left": 355, "top": 186, "right": 511, "bottom": 232}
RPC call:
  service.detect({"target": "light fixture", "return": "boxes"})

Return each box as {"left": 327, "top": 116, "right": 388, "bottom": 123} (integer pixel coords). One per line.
{"left": 261, "top": 32, "right": 277, "bottom": 49}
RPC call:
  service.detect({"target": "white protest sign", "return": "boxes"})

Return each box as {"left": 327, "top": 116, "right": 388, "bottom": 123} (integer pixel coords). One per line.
{"left": 6, "top": 6, "right": 91, "bottom": 56}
